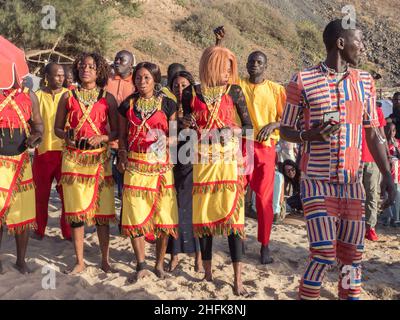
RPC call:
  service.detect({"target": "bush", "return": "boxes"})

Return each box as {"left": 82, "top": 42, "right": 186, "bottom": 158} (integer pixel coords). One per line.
{"left": 175, "top": 8, "right": 246, "bottom": 58}
{"left": 0, "top": 0, "right": 140, "bottom": 56}
{"left": 296, "top": 20, "right": 325, "bottom": 66}
{"left": 134, "top": 37, "right": 176, "bottom": 60}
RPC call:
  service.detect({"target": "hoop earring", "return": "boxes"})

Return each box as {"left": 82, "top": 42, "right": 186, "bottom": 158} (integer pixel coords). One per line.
{"left": 154, "top": 83, "right": 162, "bottom": 93}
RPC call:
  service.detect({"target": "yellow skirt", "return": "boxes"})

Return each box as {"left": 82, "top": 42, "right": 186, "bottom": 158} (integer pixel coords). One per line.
{"left": 60, "top": 147, "right": 116, "bottom": 226}
{"left": 193, "top": 139, "right": 245, "bottom": 238}
{"left": 121, "top": 151, "right": 178, "bottom": 239}
{"left": 0, "top": 152, "right": 36, "bottom": 235}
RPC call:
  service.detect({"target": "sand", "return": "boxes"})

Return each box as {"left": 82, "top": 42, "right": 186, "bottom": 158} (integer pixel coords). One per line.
{"left": 0, "top": 188, "right": 399, "bottom": 300}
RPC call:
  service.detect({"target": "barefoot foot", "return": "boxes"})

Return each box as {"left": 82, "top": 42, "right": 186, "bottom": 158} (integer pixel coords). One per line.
{"left": 63, "top": 263, "right": 86, "bottom": 275}
{"left": 14, "top": 261, "right": 32, "bottom": 274}
{"left": 203, "top": 272, "right": 213, "bottom": 282}
{"left": 128, "top": 268, "right": 150, "bottom": 283}
{"left": 233, "top": 282, "right": 249, "bottom": 297}
{"left": 155, "top": 267, "right": 166, "bottom": 279}
{"left": 168, "top": 256, "right": 179, "bottom": 272}
{"left": 101, "top": 262, "right": 117, "bottom": 274}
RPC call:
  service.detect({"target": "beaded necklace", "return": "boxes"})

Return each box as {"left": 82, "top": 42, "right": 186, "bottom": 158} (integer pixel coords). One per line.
{"left": 136, "top": 95, "right": 162, "bottom": 118}
{"left": 75, "top": 87, "right": 100, "bottom": 107}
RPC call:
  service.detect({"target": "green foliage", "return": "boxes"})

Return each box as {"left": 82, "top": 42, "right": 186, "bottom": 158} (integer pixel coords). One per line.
{"left": 174, "top": 0, "right": 188, "bottom": 7}
{"left": 0, "top": 0, "right": 139, "bottom": 56}
{"left": 213, "top": 0, "right": 298, "bottom": 50}
{"left": 175, "top": 7, "right": 245, "bottom": 58}
{"left": 296, "top": 20, "right": 325, "bottom": 66}
{"left": 134, "top": 37, "right": 176, "bottom": 60}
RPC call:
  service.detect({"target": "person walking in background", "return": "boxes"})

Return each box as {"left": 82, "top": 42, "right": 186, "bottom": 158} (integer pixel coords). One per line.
{"left": 362, "top": 101, "right": 387, "bottom": 241}
{"left": 383, "top": 121, "right": 400, "bottom": 227}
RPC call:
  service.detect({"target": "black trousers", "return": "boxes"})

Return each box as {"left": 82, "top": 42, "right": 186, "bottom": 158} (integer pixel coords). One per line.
{"left": 199, "top": 234, "right": 243, "bottom": 263}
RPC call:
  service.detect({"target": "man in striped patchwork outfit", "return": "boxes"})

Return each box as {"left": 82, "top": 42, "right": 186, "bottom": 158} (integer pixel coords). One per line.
{"left": 280, "top": 19, "right": 395, "bottom": 300}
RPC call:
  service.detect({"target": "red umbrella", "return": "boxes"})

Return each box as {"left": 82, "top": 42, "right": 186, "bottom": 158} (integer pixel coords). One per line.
{"left": 0, "top": 35, "right": 29, "bottom": 90}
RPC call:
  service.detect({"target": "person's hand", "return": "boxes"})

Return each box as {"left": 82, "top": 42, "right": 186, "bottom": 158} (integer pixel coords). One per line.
{"left": 25, "top": 133, "right": 42, "bottom": 148}
{"left": 117, "top": 150, "right": 128, "bottom": 173}
{"left": 302, "top": 121, "right": 340, "bottom": 142}
{"left": 214, "top": 26, "right": 225, "bottom": 45}
{"left": 151, "top": 134, "right": 167, "bottom": 157}
{"left": 181, "top": 114, "right": 196, "bottom": 129}
{"left": 380, "top": 173, "right": 396, "bottom": 210}
{"left": 87, "top": 135, "right": 107, "bottom": 148}
{"left": 256, "top": 123, "right": 280, "bottom": 142}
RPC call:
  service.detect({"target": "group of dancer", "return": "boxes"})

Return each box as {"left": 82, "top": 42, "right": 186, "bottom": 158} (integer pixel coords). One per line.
{"left": 0, "top": 18, "right": 396, "bottom": 299}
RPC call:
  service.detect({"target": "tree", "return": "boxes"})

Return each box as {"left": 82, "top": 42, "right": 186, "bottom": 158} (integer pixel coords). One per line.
{"left": 0, "top": 0, "right": 139, "bottom": 56}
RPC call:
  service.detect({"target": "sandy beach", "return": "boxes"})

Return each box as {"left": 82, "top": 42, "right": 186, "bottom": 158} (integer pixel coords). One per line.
{"left": 0, "top": 187, "right": 399, "bottom": 300}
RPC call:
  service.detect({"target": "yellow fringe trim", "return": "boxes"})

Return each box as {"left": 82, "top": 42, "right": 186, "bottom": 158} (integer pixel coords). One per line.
{"left": 0, "top": 159, "right": 18, "bottom": 170}
{"left": 154, "top": 226, "right": 178, "bottom": 239}
{"left": 122, "top": 222, "right": 155, "bottom": 239}
{"left": 192, "top": 182, "right": 237, "bottom": 194}
{"left": 60, "top": 175, "right": 97, "bottom": 185}
{"left": 16, "top": 181, "right": 35, "bottom": 193}
{"left": 63, "top": 148, "right": 110, "bottom": 166}
{"left": 194, "top": 223, "right": 245, "bottom": 239}
{"left": 126, "top": 161, "right": 174, "bottom": 176}
{"left": 7, "top": 221, "right": 37, "bottom": 236}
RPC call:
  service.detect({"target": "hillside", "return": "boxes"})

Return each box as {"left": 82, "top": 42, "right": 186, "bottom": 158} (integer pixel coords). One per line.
{"left": 107, "top": 0, "right": 399, "bottom": 88}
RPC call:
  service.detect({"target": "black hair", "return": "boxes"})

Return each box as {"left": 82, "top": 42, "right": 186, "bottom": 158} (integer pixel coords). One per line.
{"left": 248, "top": 51, "right": 268, "bottom": 64}
{"left": 167, "top": 63, "right": 186, "bottom": 84}
{"left": 281, "top": 159, "right": 301, "bottom": 193}
{"left": 44, "top": 62, "right": 62, "bottom": 76}
{"left": 323, "top": 18, "right": 357, "bottom": 51}
{"left": 116, "top": 50, "right": 134, "bottom": 64}
{"left": 168, "top": 70, "right": 195, "bottom": 91}
{"left": 393, "top": 92, "right": 400, "bottom": 99}
{"left": 72, "top": 52, "right": 110, "bottom": 88}
{"left": 133, "top": 62, "right": 162, "bottom": 84}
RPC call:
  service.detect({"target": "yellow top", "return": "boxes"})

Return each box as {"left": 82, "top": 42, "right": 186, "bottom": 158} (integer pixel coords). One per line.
{"left": 35, "top": 88, "right": 69, "bottom": 154}
{"left": 239, "top": 78, "right": 286, "bottom": 146}
{"left": 161, "top": 86, "right": 177, "bottom": 103}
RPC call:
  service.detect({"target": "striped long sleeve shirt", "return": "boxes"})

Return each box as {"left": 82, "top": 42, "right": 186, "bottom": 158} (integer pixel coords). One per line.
{"left": 281, "top": 63, "right": 379, "bottom": 184}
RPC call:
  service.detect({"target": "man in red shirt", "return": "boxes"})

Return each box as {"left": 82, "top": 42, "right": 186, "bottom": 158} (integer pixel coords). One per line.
{"left": 362, "top": 102, "right": 387, "bottom": 241}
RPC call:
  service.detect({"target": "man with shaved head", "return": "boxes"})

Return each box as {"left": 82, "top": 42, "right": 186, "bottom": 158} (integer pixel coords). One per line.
{"left": 280, "top": 19, "right": 395, "bottom": 300}
{"left": 106, "top": 50, "right": 136, "bottom": 199}
{"left": 33, "top": 62, "right": 71, "bottom": 241}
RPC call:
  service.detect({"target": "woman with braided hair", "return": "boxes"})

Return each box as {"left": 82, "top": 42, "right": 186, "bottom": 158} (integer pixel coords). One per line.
{"left": 118, "top": 62, "right": 178, "bottom": 281}
{"left": 55, "top": 52, "right": 118, "bottom": 274}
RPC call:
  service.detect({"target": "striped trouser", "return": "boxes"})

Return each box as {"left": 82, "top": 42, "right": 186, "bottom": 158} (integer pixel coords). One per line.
{"left": 299, "top": 178, "right": 365, "bottom": 300}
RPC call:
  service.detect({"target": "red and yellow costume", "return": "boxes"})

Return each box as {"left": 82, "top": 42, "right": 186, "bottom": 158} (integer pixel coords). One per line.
{"left": 60, "top": 89, "right": 115, "bottom": 225}
{"left": 120, "top": 95, "right": 178, "bottom": 238}
{"left": 189, "top": 85, "right": 245, "bottom": 237}
{"left": 0, "top": 88, "right": 36, "bottom": 234}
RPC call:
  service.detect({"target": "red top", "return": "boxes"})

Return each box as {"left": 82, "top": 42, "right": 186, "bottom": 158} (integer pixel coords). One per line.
{"left": 388, "top": 140, "right": 400, "bottom": 183}
{"left": 126, "top": 105, "right": 168, "bottom": 153}
{"left": 191, "top": 91, "right": 239, "bottom": 134}
{"left": 66, "top": 91, "right": 109, "bottom": 140}
{"left": 0, "top": 88, "right": 31, "bottom": 129}
{"left": 361, "top": 107, "right": 386, "bottom": 163}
